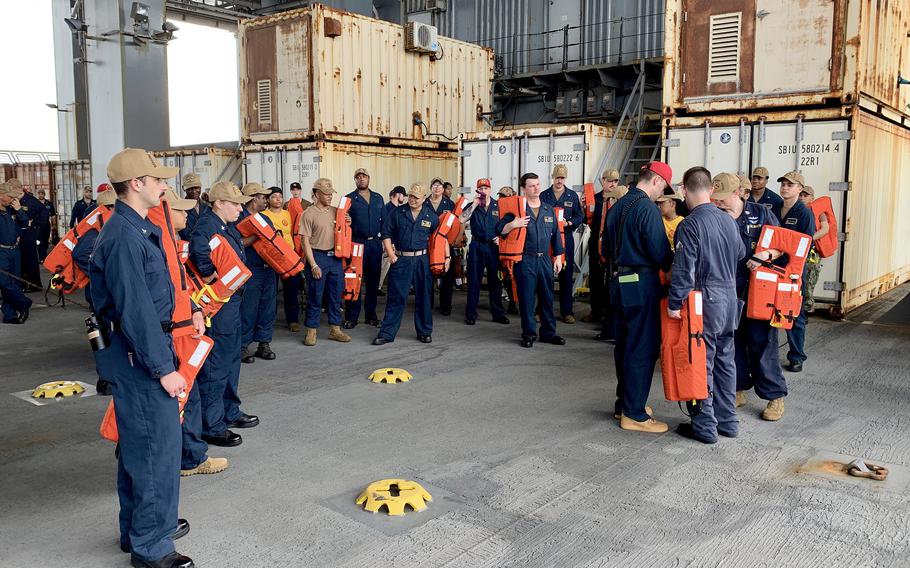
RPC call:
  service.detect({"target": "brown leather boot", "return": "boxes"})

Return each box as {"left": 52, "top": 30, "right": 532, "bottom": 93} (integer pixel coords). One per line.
{"left": 303, "top": 327, "right": 317, "bottom": 346}
{"left": 328, "top": 325, "right": 351, "bottom": 343}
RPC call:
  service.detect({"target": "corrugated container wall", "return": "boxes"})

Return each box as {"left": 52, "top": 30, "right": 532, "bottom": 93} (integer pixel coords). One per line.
{"left": 152, "top": 148, "right": 243, "bottom": 193}
{"left": 459, "top": 123, "right": 631, "bottom": 192}
{"left": 242, "top": 141, "right": 457, "bottom": 206}
{"left": 663, "top": 106, "right": 910, "bottom": 314}
{"left": 53, "top": 160, "right": 92, "bottom": 234}
{"left": 407, "top": 0, "right": 665, "bottom": 76}
{"left": 239, "top": 5, "right": 493, "bottom": 144}
{"left": 663, "top": 0, "right": 910, "bottom": 119}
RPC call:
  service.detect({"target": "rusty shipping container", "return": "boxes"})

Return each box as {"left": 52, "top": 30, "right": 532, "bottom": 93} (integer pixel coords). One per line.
{"left": 52, "top": 160, "right": 91, "bottom": 234}
{"left": 152, "top": 148, "right": 243, "bottom": 193}
{"left": 663, "top": 105, "right": 910, "bottom": 314}
{"left": 241, "top": 140, "right": 457, "bottom": 206}
{"left": 663, "top": 0, "right": 910, "bottom": 119}
{"left": 239, "top": 5, "right": 493, "bottom": 145}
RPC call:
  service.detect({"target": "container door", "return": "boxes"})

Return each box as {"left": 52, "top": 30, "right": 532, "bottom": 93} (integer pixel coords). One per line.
{"left": 752, "top": 119, "right": 849, "bottom": 304}
{"left": 522, "top": 133, "right": 587, "bottom": 192}
{"left": 158, "top": 155, "right": 182, "bottom": 191}
{"left": 665, "top": 124, "right": 751, "bottom": 177}
{"left": 281, "top": 147, "right": 321, "bottom": 199}
{"left": 680, "top": 0, "right": 756, "bottom": 99}
{"left": 243, "top": 148, "right": 283, "bottom": 189}
{"left": 459, "top": 138, "right": 520, "bottom": 193}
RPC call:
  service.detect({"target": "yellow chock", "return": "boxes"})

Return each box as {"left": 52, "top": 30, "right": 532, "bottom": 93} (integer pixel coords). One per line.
{"left": 369, "top": 368, "right": 412, "bottom": 384}
{"left": 355, "top": 479, "right": 432, "bottom": 516}
{"left": 31, "top": 381, "right": 86, "bottom": 399}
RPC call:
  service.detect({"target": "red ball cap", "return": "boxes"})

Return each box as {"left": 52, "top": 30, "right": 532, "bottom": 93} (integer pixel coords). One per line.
{"left": 643, "top": 161, "right": 673, "bottom": 186}
{"left": 476, "top": 178, "right": 491, "bottom": 188}
{"left": 97, "top": 183, "right": 112, "bottom": 193}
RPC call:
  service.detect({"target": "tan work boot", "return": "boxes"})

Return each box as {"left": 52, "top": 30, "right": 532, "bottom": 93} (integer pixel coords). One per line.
{"left": 619, "top": 414, "right": 668, "bottom": 433}
{"left": 613, "top": 406, "right": 653, "bottom": 420}
{"left": 303, "top": 327, "right": 317, "bottom": 346}
{"left": 563, "top": 315, "right": 576, "bottom": 324}
{"left": 181, "top": 456, "right": 229, "bottom": 477}
{"left": 761, "top": 397, "right": 785, "bottom": 421}
{"left": 288, "top": 322, "right": 301, "bottom": 333}
{"left": 736, "top": 391, "right": 747, "bottom": 408}
{"left": 328, "top": 325, "right": 351, "bottom": 343}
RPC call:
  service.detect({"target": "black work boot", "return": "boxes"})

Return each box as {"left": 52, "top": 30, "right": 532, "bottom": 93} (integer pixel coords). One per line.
{"left": 255, "top": 342, "right": 276, "bottom": 360}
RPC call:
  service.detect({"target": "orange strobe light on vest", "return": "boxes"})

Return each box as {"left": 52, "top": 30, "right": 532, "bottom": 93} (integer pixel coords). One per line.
{"left": 660, "top": 292, "right": 708, "bottom": 402}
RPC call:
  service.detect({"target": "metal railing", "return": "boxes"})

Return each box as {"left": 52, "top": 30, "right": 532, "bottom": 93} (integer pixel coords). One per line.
{"left": 478, "top": 11, "right": 665, "bottom": 77}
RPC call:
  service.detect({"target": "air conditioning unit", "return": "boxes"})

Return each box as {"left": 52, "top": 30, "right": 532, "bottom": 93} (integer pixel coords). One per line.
{"left": 425, "top": 0, "right": 447, "bottom": 10}
{"left": 405, "top": 21, "right": 439, "bottom": 54}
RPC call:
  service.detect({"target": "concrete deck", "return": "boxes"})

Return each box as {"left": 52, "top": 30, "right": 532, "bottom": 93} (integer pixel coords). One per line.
{"left": 2, "top": 284, "right": 909, "bottom": 567}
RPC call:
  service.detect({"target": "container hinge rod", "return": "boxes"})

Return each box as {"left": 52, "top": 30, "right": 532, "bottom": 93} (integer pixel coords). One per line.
{"left": 829, "top": 181, "right": 851, "bottom": 192}
{"left": 823, "top": 281, "right": 846, "bottom": 292}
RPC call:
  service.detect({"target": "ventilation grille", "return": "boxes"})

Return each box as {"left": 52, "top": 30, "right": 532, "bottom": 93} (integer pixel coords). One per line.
{"left": 257, "top": 79, "right": 272, "bottom": 125}
{"left": 708, "top": 13, "right": 741, "bottom": 82}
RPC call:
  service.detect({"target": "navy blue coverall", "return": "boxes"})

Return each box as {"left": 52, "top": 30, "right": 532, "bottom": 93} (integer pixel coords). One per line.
{"left": 18, "top": 192, "right": 42, "bottom": 288}
{"left": 88, "top": 201, "right": 181, "bottom": 562}
{"left": 465, "top": 199, "right": 506, "bottom": 321}
{"left": 179, "top": 201, "right": 207, "bottom": 241}
{"left": 377, "top": 204, "right": 438, "bottom": 341}
{"left": 0, "top": 204, "right": 31, "bottom": 322}
{"left": 734, "top": 202, "right": 788, "bottom": 400}
{"left": 70, "top": 198, "right": 96, "bottom": 228}
{"left": 748, "top": 188, "right": 784, "bottom": 220}
{"left": 189, "top": 208, "right": 247, "bottom": 436}
{"left": 603, "top": 186, "right": 672, "bottom": 421}
{"left": 669, "top": 203, "right": 746, "bottom": 441}
{"left": 776, "top": 200, "right": 816, "bottom": 366}
{"left": 35, "top": 198, "right": 55, "bottom": 260}
{"left": 238, "top": 209, "right": 277, "bottom": 349}
{"left": 426, "top": 196, "right": 456, "bottom": 313}
{"left": 496, "top": 201, "right": 564, "bottom": 341}
{"left": 541, "top": 186, "right": 583, "bottom": 317}
{"left": 345, "top": 190, "right": 384, "bottom": 324}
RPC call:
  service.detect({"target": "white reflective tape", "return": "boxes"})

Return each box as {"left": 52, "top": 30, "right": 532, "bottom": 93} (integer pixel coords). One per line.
{"left": 187, "top": 341, "right": 209, "bottom": 368}
{"left": 338, "top": 196, "right": 350, "bottom": 209}
{"left": 209, "top": 236, "right": 221, "bottom": 249}
{"left": 86, "top": 212, "right": 100, "bottom": 226}
{"left": 254, "top": 213, "right": 267, "bottom": 227}
{"left": 345, "top": 273, "right": 357, "bottom": 279}
{"left": 756, "top": 271, "right": 778, "bottom": 282}
{"left": 693, "top": 291, "right": 703, "bottom": 316}
{"left": 445, "top": 215, "right": 455, "bottom": 229}
{"left": 760, "top": 227, "right": 774, "bottom": 249}
{"left": 778, "top": 283, "right": 798, "bottom": 293}
{"left": 795, "top": 236, "right": 810, "bottom": 258}
{"left": 220, "top": 266, "right": 241, "bottom": 286}
{"left": 229, "top": 273, "right": 249, "bottom": 291}
{"left": 557, "top": 209, "right": 565, "bottom": 221}
{"left": 63, "top": 239, "right": 76, "bottom": 251}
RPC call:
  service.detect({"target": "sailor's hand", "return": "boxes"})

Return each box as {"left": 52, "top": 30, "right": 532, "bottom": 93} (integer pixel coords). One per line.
{"left": 667, "top": 308, "right": 682, "bottom": 320}
{"left": 191, "top": 311, "right": 206, "bottom": 338}
{"left": 160, "top": 371, "right": 187, "bottom": 398}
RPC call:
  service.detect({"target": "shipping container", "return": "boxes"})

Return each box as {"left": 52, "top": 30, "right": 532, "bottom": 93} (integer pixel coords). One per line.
{"left": 241, "top": 139, "right": 458, "bottom": 205}
{"left": 663, "top": 0, "right": 910, "bottom": 119}
{"left": 663, "top": 105, "right": 910, "bottom": 314}
{"left": 53, "top": 160, "right": 92, "bottom": 234}
{"left": 152, "top": 148, "right": 243, "bottom": 194}
{"left": 459, "top": 123, "right": 632, "bottom": 192}
{"left": 239, "top": 5, "right": 493, "bottom": 145}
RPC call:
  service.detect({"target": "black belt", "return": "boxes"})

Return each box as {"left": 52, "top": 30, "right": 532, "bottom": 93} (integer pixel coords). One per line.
{"left": 524, "top": 252, "right": 546, "bottom": 257}
{"left": 473, "top": 238, "right": 494, "bottom": 244}
{"left": 617, "top": 266, "right": 657, "bottom": 273}
{"left": 313, "top": 249, "right": 335, "bottom": 256}
{"left": 112, "top": 320, "right": 189, "bottom": 334}
{"left": 354, "top": 236, "right": 378, "bottom": 241}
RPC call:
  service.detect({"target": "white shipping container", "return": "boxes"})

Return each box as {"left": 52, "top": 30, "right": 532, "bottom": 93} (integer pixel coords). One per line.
{"left": 242, "top": 140, "right": 458, "bottom": 205}
{"left": 52, "top": 160, "right": 92, "bottom": 234}
{"left": 153, "top": 148, "right": 243, "bottom": 194}
{"left": 664, "top": 107, "right": 910, "bottom": 314}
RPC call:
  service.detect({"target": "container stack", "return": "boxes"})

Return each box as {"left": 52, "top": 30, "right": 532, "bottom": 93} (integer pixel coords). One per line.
{"left": 661, "top": 0, "right": 910, "bottom": 315}
{"left": 238, "top": 5, "right": 493, "bottom": 200}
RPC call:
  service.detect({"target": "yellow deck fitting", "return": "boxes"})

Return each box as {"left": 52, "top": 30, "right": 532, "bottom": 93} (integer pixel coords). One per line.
{"left": 369, "top": 368, "right": 412, "bottom": 384}
{"left": 31, "top": 381, "right": 86, "bottom": 399}
{"left": 355, "top": 479, "right": 432, "bottom": 516}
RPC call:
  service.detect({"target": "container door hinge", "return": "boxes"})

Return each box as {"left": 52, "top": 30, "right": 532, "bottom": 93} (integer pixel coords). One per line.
{"left": 837, "top": 231, "right": 849, "bottom": 242}
{"left": 828, "top": 181, "right": 851, "bottom": 192}
{"left": 663, "top": 138, "right": 680, "bottom": 147}
{"left": 823, "top": 281, "right": 846, "bottom": 292}
{"left": 459, "top": 149, "right": 472, "bottom": 157}
{"left": 312, "top": 156, "right": 322, "bottom": 163}
{"left": 832, "top": 130, "right": 854, "bottom": 140}
{"left": 573, "top": 143, "right": 589, "bottom": 152}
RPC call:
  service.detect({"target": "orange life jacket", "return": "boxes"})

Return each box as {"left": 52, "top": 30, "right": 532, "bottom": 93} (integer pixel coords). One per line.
{"left": 343, "top": 242, "right": 364, "bottom": 301}
{"left": 43, "top": 206, "right": 113, "bottom": 294}
{"left": 497, "top": 196, "right": 527, "bottom": 302}
{"left": 660, "top": 291, "right": 708, "bottom": 402}
{"left": 333, "top": 195, "right": 353, "bottom": 259}
{"left": 148, "top": 201, "right": 196, "bottom": 337}
{"left": 100, "top": 334, "right": 215, "bottom": 442}
{"left": 583, "top": 182, "right": 596, "bottom": 224}
{"left": 550, "top": 206, "right": 566, "bottom": 266}
{"left": 809, "top": 196, "right": 838, "bottom": 258}
{"left": 177, "top": 240, "right": 190, "bottom": 264}
{"left": 597, "top": 196, "right": 618, "bottom": 265}
{"left": 235, "top": 212, "right": 305, "bottom": 278}
{"left": 186, "top": 234, "right": 252, "bottom": 320}
{"left": 428, "top": 197, "right": 466, "bottom": 276}
{"left": 746, "top": 225, "right": 813, "bottom": 330}
{"left": 288, "top": 197, "right": 305, "bottom": 255}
